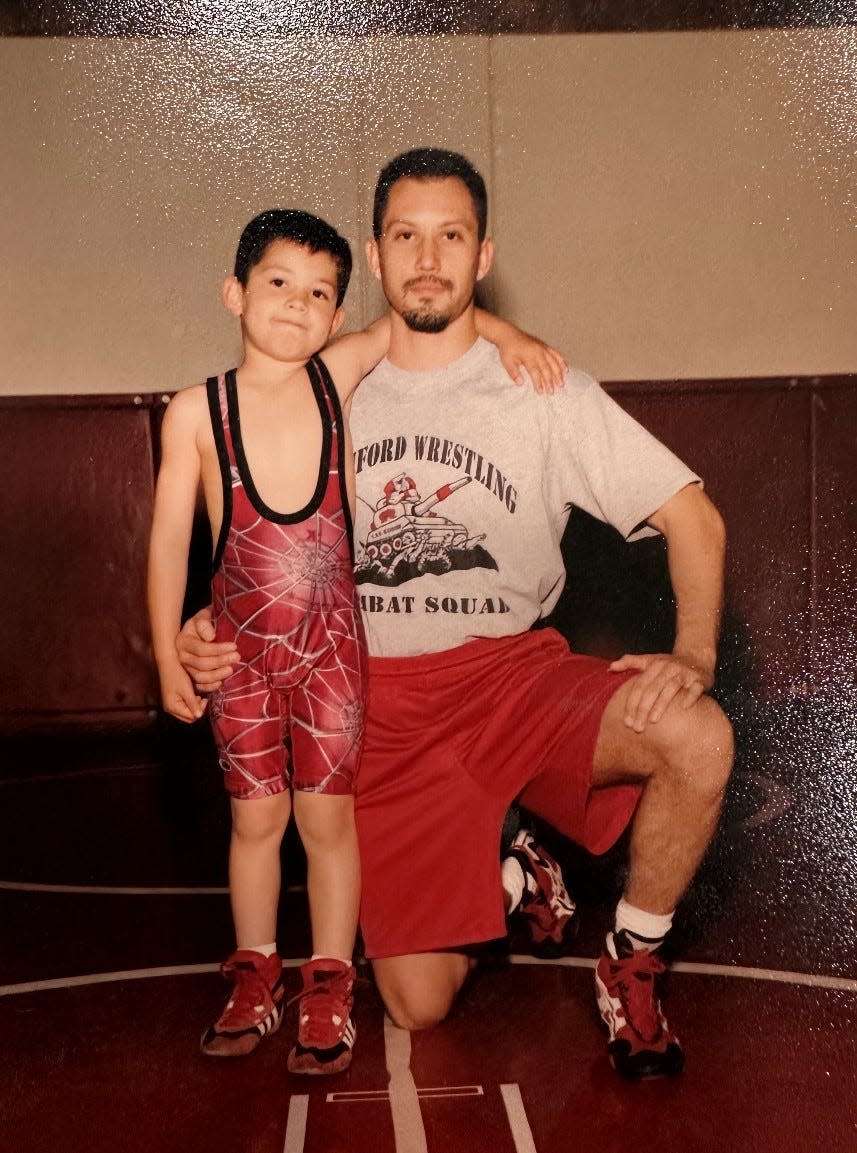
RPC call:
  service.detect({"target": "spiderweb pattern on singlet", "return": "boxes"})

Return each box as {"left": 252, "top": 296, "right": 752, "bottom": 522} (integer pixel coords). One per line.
{"left": 208, "top": 369, "right": 365, "bottom": 798}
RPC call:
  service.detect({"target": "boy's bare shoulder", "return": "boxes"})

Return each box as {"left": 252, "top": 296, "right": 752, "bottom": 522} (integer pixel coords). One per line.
{"left": 160, "top": 383, "right": 214, "bottom": 449}
{"left": 167, "top": 381, "right": 209, "bottom": 410}
{"left": 162, "top": 382, "right": 209, "bottom": 423}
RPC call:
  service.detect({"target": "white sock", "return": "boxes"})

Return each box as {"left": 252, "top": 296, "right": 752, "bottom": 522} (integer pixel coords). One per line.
{"left": 502, "top": 856, "right": 527, "bottom": 913}
{"left": 245, "top": 942, "right": 278, "bottom": 957}
{"left": 614, "top": 898, "right": 674, "bottom": 952}
{"left": 310, "top": 953, "right": 352, "bottom": 967}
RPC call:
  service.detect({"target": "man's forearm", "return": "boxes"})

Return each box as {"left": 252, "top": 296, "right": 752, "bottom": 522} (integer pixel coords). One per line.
{"left": 653, "top": 486, "right": 726, "bottom": 686}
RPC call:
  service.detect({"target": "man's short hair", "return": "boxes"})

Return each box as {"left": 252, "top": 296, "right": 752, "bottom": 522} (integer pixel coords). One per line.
{"left": 372, "top": 149, "right": 488, "bottom": 242}
{"left": 234, "top": 209, "right": 352, "bottom": 307}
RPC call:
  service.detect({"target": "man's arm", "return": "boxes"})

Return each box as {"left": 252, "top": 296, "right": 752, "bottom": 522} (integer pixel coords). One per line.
{"left": 319, "top": 315, "right": 391, "bottom": 405}
{"left": 609, "top": 483, "right": 726, "bottom": 733}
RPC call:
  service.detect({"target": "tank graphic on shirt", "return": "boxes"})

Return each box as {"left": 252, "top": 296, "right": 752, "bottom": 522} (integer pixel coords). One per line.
{"left": 355, "top": 472, "right": 497, "bottom": 586}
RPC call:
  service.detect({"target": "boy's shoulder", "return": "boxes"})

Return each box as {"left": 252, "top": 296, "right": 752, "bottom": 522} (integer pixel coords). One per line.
{"left": 166, "top": 381, "right": 211, "bottom": 415}
{"left": 171, "top": 380, "right": 210, "bottom": 403}
{"left": 161, "top": 381, "right": 213, "bottom": 439}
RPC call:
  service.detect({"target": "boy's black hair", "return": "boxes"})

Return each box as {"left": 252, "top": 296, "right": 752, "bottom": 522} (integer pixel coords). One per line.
{"left": 234, "top": 209, "right": 352, "bottom": 306}
{"left": 372, "top": 148, "right": 488, "bottom": 242}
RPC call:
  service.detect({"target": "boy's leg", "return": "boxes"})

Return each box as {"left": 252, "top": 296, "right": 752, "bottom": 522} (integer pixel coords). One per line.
{"left": 292, "top": 792, "right": 360, "bottom": 961}
{"left": 288, "top": 791, "right": 360, "bottom": 1075}
{"left": 229, "top": 792, "right": 293, "bottom": 947}
{"left": 201, "top": 791, "right": 292, "bottom": 1057}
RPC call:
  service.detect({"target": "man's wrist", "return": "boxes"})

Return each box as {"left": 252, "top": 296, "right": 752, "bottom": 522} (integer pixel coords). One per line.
{"left": 673, "top": 645, "right": 717, "bottom": 684}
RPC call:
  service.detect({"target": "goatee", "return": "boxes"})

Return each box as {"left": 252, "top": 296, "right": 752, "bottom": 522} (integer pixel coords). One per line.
{"left": 402, "top": 310, "right": 452, "bottom": 333}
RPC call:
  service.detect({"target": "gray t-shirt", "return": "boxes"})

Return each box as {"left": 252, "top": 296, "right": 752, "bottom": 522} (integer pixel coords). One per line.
{"left": 350, "top": 338, "right": 699, "bottom": 658}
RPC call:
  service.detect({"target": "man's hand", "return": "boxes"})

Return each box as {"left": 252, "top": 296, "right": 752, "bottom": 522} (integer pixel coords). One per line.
{"left": 176, "top": 607, "right": 239, "bottom": 693}
{"left": 609, "top": 652, "right": 714, "bottom": 733}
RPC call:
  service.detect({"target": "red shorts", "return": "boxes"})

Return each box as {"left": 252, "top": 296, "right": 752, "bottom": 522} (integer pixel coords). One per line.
{"left": 355, "top": 628, "right": 640, "bottom": 959}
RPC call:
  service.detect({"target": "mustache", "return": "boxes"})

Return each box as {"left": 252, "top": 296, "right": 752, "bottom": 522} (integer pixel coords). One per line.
{"left": 404, "top": 275, "right": 453, "bottom": 292}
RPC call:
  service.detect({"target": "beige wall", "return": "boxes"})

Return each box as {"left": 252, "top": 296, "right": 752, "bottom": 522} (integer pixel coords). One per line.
{"left": 1, "top": 30, "right": 854, "bottom": 396}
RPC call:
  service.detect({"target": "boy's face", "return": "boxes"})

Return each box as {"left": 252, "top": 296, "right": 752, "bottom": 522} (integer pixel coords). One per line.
{"left": 367, "top": 175, "right": 492, "bottom": 333}
{"left": 223, "top": 239, "right": 344, "bottom": 365}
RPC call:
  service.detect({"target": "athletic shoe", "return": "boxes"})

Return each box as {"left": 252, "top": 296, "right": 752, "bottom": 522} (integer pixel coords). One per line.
{"left": 594, "top": 930, "right": 685, "bottom": 1079}
{"left": 508, "top": 828, "right": 576, "bottom": 948}
{"left": 287, "top": 958, "right": 356, "bottom": 1075}
{"left": 500, "top": 805, "right": 522, "bottom": 854}
{"left": 200, "top": 949, "right": 285, "bottom": 1058}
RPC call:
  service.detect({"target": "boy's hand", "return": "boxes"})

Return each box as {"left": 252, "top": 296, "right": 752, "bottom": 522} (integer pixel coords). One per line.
{"left": 158, "top": 661, "right": 208, "bottom": 723}
{"left": 176, "top": 607, "right": 239, "bottom": 693}
{"left": 501, "top": 335, "right": 567, "bottom": 395}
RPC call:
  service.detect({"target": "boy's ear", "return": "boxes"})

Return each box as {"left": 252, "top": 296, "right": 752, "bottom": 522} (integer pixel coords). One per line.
{"left": 222, "top": 276, "right": 244, "bottom": 317}
{"left": 365, "top": 239, "right": 381, "bottom": 281}
{"left": 476, "top": 237, "right": 494, "bottom": 283}
{"left": 329, "top": 306, "right": 346, "bottom": 339}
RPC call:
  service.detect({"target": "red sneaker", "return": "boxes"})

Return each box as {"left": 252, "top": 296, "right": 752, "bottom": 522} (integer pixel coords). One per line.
{"left": 287, "top": 958, "right": 356, "bottom": 1076}
{"left": 200, "top": 950, "right": 285, "bottom": 1058}
{"left": 595, "top": 931, "right": 685, "bottom": 1079}
{"left": 508, "top": 829, "right": 576, "bottom": 947}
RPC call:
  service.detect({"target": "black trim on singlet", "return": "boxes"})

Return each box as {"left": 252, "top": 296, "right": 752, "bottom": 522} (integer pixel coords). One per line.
{"left": 207, "top": 374, "right": 234, "bottom": 577}
{"left": 224, "top": 360, "right": 333, "bottom": 525}
{"left": 306, "top": 354, "right": 357, "bottom": 566}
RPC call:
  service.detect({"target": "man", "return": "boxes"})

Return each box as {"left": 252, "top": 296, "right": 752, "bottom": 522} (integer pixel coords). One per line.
{"left": 180, "top": 148, "right": 733, "bottom": 1080}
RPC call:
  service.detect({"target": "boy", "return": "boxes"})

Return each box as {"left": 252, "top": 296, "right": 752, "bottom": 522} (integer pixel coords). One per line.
{"left": 148, "top": 209, "right": 566, "bottom": 1075}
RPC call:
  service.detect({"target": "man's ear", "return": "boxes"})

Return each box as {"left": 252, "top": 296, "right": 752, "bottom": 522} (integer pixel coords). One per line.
{"left": 222, "top": 276, "right": 244, "bottom": 317}
{"left": 365, "top": 238, "right": 382, "bottom": 281}
{"left": 476, "top": 237, "right": 494, "bottom": 283}
{"left": 329, "top": 306, "right": 346, "bottom": 339}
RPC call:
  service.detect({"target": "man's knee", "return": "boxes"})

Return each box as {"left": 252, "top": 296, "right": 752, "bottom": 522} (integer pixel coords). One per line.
{"left": 656, "top": 695, "right": 734, "bottom": 797}
{"left": 383, "top": 988, "right": 453, "bottom": 1032}
{"left": 372, "top": 953, "right": 470, "bottom": 1032}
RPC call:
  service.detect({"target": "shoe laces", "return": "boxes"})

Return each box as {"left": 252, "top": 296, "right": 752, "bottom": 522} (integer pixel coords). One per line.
{"left": 220, "top": 958, "right": 277, "bottom": 1023}
{"left": 289, "top": 968, "right": 354, "bottom": 1048}
{"left": 603, "top": 949, "right": 666, "bottom": 1044}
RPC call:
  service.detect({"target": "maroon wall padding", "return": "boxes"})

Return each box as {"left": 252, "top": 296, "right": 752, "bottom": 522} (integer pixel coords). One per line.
{"left": 813, "top": 384, "right": 857, "bottom": 692}
{"left": 609, "top": 379, "right": 817, "bottom": 697}
{"left": 0, "top": 396, "right": 161, "bottom": 729}
{"left": 0, "top": 378, "right": 853, "bottom": 730}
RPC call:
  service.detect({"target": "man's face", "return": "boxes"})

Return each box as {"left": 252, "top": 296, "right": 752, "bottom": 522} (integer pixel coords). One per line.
{"left": 367, "top": 176, "right": 492, "bottom": 333}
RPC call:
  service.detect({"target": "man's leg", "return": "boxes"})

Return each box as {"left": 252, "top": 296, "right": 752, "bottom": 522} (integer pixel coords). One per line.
{"left": 502, "top": 828, "right": 577, "bottom": 952}
{"left": 592, "top": 686, "right": 733, "bottom": 912}
{"left": 372, "top": 952, "right": 474, "bottom": 1032}
{"left": 591, "top": 684, "right": 733, "bottom": 1078}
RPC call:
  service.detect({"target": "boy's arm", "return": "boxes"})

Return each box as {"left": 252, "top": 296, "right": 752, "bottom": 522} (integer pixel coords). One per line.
{"left": 147, "top": 389, "right": 209, "bottom": 723}
{"left": 319, "top": 315, "right": 391, "bottom": 405}
{"left": 474, "top": 308, "right": 568, "bottom": 393}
